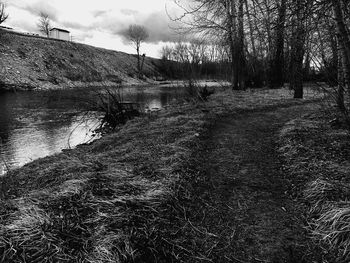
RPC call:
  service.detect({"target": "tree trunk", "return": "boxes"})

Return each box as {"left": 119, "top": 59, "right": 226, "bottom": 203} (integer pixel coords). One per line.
{"left": 136, "top": 44, "right": 141, "bottom": 74}
{"left": 270, "top": 0, "right": 287, "bottom": 88}
{"left": 290, "top": 40, "right": 305, "bottom": 98}
{"left": 289, "top": 0, "right": 307, "bottom": 98}
{"left": 332, "top": 0, "right": 350, "bottom": 89}
{"left": 337, "top": 37, "right": 346, "bottom": 111}
{"left": 304, "top": 49, "right": 311, "bottom": 77}
{"left": 225, "top": 0, "right": 237, "bottom": 89}
{"left": 237, "top": 0, "right": 246, "bottom": 89}
{"left": 225, "top": 0, "right": 246, "bottom": 90}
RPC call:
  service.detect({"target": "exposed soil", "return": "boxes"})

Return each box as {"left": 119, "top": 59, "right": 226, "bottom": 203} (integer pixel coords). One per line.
{"left": 179, "top": 103, "right": 319, "bottom": 262}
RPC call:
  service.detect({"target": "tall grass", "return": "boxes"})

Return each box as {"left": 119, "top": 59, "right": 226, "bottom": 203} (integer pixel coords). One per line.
{"left": 313, "top": 205, "right": 350, "bottom": 262}
{"left": 279, "top": 112, "right": 350, "bottom": 262}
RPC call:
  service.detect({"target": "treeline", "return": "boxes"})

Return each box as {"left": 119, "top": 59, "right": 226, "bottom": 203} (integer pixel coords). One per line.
{"left": 169, "top": 0, "right": 350, "bottom": 105}
{"left": 159, "top": 40, "right": 233, "bottom": 82}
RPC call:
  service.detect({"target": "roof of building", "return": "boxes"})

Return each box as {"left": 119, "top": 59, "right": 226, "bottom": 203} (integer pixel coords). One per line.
{"left": 49, "top": 28, "right": 70, "bottom": 33}
{"left": 0, "top": 25, "right": 13, "bottom": 30}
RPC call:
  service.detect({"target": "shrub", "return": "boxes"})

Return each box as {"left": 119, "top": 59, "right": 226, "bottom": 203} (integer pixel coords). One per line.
{"left": 89, "top": 87, "right": 141, "bottom": 134}
{"left": 184, "top": 79, "right": 214, "bottom": 102}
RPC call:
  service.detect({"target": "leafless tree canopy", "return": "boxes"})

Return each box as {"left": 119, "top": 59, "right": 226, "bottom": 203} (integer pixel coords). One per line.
{"left": 127, "top": 24, "right": 149, "bottom": 73}
{"left": 0, "top": 1, "right": 9, "bottom": 25}
{"left": 37, "top": 12, "right": 51, "bottom": 37}
{"left": 127, "top": 25, "right": 149, "bottom": 53}
{"left": 170, "top": 0, "right": 350, "bottom": 99}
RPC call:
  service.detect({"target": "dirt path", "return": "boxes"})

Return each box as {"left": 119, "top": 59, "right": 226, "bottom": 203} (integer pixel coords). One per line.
{"left": 181, "top": 103, "right": 317, "bottom": 263}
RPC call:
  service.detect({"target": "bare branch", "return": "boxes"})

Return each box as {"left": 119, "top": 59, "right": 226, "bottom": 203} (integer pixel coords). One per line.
{"left": 0, "top": 2, "right": 9, "bottom": 25}
{"left": 126, "top": 24, "right": 149, "bottom": 73}
{"left": 37, "top": 12, "right": 51, "bottom": 37}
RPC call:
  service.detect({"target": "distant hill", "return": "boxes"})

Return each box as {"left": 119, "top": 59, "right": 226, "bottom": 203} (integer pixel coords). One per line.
{"left": 0, "top": 29, "right": 163, "bottom": 91}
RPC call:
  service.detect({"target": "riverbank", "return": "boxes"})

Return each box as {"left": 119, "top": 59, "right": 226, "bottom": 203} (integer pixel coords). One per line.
{"left": 0, "top": 29, "right": 163, "bottom": 91}
{"left": 0, "top": 87, "right": 326, "bottom": 262}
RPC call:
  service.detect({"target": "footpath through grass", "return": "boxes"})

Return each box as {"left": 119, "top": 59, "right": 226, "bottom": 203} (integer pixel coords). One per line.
{"left": 0, "top": 86, "right": 323, "bottom": 262}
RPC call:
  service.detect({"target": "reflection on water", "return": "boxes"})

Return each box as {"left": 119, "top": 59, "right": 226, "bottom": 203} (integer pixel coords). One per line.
{"left": 0, "top": 85, "right": 185, "bottom": 175}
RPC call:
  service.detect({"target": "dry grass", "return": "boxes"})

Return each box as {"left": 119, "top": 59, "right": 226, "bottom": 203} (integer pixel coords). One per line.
{"left": 0, "top": 86, "right": 325, "bottom": 262}
{"left": 278, "top": 104, "right": 350, "bottom": 262}
{"left": 313, "top": 204, "right": 350, "bottom": 261}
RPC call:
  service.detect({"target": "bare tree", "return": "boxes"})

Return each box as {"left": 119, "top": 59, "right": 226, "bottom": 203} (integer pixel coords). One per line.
{"left": 37, "top": 12, "right": 51, "bottom": 37}
{"left": 161, "top": 45, "right": 173, "bottom": 60}
{"left": 171, "top": 0, "right": 248, "bottom": 89}
{"left": 126, "top": 24, "right": 149, "bottom": 74}
{"left": 0, "top": 1, "right": 8, "bottom": 25}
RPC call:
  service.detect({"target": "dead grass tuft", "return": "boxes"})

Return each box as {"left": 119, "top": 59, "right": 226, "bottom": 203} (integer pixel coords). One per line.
{"left": 313, "top": 204, "right": 350, "bottom": 261}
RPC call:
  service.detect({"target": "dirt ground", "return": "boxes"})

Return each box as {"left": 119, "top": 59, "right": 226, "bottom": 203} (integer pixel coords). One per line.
{"left": 178, "top": 103, "right": 319, "bottom": 263}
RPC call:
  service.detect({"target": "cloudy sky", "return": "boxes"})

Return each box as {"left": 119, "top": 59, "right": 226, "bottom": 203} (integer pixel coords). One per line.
{"left": 4, "top": 0, "right": 184, "bottom": 57}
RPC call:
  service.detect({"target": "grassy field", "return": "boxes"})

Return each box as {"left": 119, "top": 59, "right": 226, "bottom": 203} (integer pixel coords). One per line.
{"left": 0, "top": 86, "right": 325, "bottom": 262}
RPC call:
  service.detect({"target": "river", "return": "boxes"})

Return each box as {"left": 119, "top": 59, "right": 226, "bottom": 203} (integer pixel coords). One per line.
{"left": 0, "top": 85, "right": 186, "bottom": 175}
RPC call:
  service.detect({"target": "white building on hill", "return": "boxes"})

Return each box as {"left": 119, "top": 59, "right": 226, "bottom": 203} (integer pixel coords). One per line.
{"left": 49, "top": 28, "right": 70, "bottom": 41}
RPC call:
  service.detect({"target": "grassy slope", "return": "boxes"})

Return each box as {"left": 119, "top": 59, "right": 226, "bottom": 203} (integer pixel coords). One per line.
{"left": 0, "top": 30, "right": 162, "bottom": 91}
{"left": 0, "top": 87, "right": 324, "bottom": 262}
{"left": 278, "top": 102, "right": 350, "bottom": 262}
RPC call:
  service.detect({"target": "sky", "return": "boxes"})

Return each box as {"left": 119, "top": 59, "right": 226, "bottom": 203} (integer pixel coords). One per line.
{"left": 4, "top": 0, "right": 184, "bottom": 58}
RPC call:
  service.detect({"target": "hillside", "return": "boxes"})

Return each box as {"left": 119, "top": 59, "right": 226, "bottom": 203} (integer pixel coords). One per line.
{"left": 0, "top": 30, "right": 163, "bottom": 91}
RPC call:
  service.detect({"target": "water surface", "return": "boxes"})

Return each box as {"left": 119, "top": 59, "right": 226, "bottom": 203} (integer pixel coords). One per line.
{"left": 0, "top": 85, "right": 186, "bottom": 174}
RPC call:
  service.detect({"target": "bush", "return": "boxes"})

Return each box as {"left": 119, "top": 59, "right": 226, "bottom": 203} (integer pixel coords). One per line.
{"left": 89, "top": 87, "right": 141, "bottom": 134}
{"left": 184, "top": 79, "right": 214, "bottom": 102}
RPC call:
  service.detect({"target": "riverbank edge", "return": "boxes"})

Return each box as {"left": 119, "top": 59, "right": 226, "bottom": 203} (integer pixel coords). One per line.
{"left": 278, "top": 107, "right": 350, "bottom": 262}
{"left": 0, "top": 79, "right": 230, "bottom": 92}
{"left": 0, "top": 79, "right": 163, "bottom": 92}
{"left": 0, "top": 87, "right": 325, "bottom": 262}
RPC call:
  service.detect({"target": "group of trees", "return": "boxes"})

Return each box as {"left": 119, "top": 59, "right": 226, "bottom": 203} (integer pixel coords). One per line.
{"left": 170, "top": 0, "right": 350, "bottom": 104}
{"left": 160, "top": 40, "right": 233, "bottom": 80}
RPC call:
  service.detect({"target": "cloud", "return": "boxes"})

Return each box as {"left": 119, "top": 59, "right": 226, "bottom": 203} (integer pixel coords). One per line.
{"left": 120, "top": 9, "right": 139, "bottom": 16}
{"left": 25, "top": 0, "right": 58, "bottom": 21}
{"left": 73, "top": 31, "right": 95, "bottom": 43}
{"left": 6, "top": 6, "right": 38, "bottom": 32}
{"left": 141, "top": 11, "right": 179, "bottom": 43}
{"left": 92, "top": 10, "right": 109, "bottom": 18}
{"left": 7, "top": 0, "right": 180, "bottom": 43}
{"left": 97, "top": 10, "right": 180, "bottom": 44}
{"left": 91, "top": 10, "right": 134, "bottom": 35}
{"left": 60, "top": 21, "right": 93, "bottom": 31}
